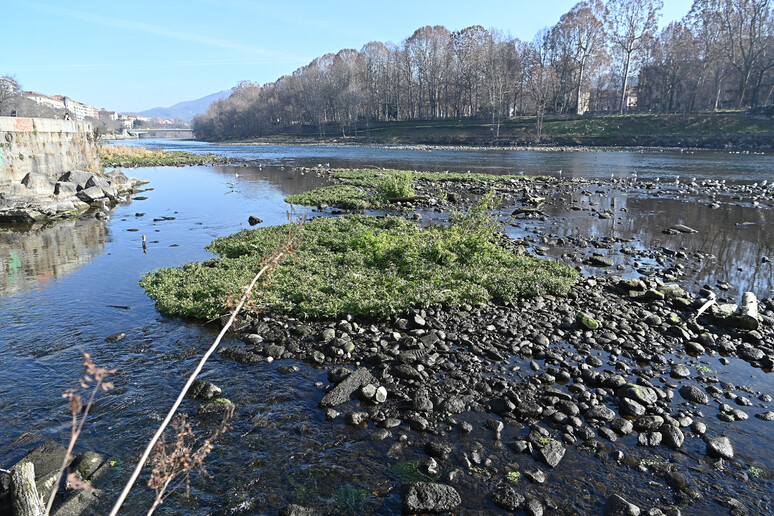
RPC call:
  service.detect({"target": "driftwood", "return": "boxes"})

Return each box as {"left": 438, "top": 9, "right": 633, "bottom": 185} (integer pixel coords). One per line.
{"left": 10, "top": 462, "right": 42, "bottom": 516}
{"left": 736, "top": 291, "right": 759, "bottom": 330}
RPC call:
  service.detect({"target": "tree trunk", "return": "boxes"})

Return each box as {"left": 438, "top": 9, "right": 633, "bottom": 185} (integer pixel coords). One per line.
{"left": 10, "top": 462, "right": 43, "bottom": 516}
{"left": 620, "top": 50, "right": 632, "bottom": 115}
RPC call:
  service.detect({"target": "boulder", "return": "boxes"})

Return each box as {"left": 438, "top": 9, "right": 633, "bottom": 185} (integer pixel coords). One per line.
{"left": 76, "top": 186, "right": 106, "bottom": 203}
{"left": 85, "top": 175, "right": 117, "bottom": 199}
{"left": 401, "top": 482, "right": 461, "bottom": 513}
{"left": 603, "top": 494, "right": 641, "bottom": 515}
{"left": 54, "top": 182, "right": 78, "bottom": 196}
{"left": 536, "top": 439, "right": 565, "bottom": 468}
{"left": 618, "top": 384, "right": 658, "bottom": 406}
{"left": 187, "top": 379, "right": 222, "bottom": 400}
{"left": 707, "top": 436, "right": 734, "bottom": 459}
{"left": 319, "top": 368, "right": 377, "bottom": 408}
{"left": 492, "top": 482, "right": 525, "bottom": 511}
{"left": 59, "top": 170, "right": 96, "bottom": 188}
{"left": 679, "top": 385, "right": 708, "bottom": 405}
{"left": 21, "top": 173, "right": 56, "bottom": 196}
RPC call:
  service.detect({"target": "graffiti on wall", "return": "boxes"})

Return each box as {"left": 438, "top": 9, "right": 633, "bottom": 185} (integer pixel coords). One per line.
{"left": 13, "top": 118, "right": 33, "bottom": 131}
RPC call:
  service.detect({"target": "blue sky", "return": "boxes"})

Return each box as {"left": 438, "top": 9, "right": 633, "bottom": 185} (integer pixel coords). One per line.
{"left": 4, "top": 0, "right": 694, "bottom": 113}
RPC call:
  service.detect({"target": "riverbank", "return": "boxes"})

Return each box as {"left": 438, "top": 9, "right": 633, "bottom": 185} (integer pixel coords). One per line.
{"left": 204, "top": 112, "right": 774, "bottom": 151}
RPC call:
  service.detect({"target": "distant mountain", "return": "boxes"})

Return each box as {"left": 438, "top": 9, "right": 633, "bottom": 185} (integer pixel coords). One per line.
{"left": 138, "top": 90, "right": 230, "bottom": 122}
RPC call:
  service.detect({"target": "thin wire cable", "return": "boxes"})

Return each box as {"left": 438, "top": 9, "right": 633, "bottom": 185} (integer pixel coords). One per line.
{"left": 109, "top": 252, "right": 285, "bottom": 515}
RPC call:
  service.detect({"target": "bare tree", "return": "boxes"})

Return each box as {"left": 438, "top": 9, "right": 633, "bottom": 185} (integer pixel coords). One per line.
{"left": 550, "top": 1, "right": 608, "bottom": 113}
{"left": 527, "top": 31, "right": 559, "bottom": 141}
{"left": 606, "top": 0, "right": 663, "bottom": 113}
{"left": 0, "top": 75, "right": 21, "bottom": 115}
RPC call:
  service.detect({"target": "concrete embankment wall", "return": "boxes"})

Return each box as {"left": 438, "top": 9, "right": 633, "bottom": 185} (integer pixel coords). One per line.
{"left": 0, "top": 117, "right": 100, "bottom": 183}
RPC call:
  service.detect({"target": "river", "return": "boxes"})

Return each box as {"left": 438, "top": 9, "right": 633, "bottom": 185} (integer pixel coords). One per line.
{"left": 0, "top": 141, "right": 772, "bottom": 514}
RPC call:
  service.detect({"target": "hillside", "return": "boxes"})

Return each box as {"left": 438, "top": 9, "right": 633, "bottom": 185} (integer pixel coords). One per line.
{"left": 138, "top": 90, "right": 229, "bottom": 122}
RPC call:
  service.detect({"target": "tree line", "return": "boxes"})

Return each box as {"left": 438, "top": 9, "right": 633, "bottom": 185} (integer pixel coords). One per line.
{"left": 193, "top": 0, "right": 774, "bottom": 140}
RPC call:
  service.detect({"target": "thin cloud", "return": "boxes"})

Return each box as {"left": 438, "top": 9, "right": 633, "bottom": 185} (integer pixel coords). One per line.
{"left": 27, "top": 2, "right": 306, "bottom": 61}
{"left": 9, "top": 59, "right": 279, "bottom": 72}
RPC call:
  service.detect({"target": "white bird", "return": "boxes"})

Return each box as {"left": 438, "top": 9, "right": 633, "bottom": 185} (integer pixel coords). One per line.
{"left": 235, "top": 172, "right": 239, "bottom": 178}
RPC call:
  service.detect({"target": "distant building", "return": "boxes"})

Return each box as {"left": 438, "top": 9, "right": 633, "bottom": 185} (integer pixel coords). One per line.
{"left": 62, "top": 96, "right": 99, "bottom": 120}
{"left": 99, "top": 109, "right": 119, "bottom": 120}
{"left": 22, "top": 91, "right": 65, "bottom": 110}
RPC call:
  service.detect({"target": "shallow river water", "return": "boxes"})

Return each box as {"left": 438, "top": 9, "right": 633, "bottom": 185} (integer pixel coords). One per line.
{"left": 0, "top": 141, "right": 772, "bottom": 514}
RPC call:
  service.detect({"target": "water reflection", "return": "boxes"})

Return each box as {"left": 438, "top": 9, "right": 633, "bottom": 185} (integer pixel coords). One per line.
{"left": 0, "top": 217, "right": 108, "bottom": 297}
{"left": 510, "top": 187, "right": 774, "bottom": 298}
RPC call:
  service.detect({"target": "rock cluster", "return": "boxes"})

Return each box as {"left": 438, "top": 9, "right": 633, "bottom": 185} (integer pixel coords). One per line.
{"left": 0, "top": 169, "right": 146, "bottom": 223}
{"left": 221, "top": 273, "right": 774, "bottom": 513}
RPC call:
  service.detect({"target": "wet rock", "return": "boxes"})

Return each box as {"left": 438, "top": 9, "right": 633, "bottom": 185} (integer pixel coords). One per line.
{"left": 589, "top": 255, "right": 614, "bottom": 267}
{"left": 491, "top": 481, "right": 525, "bottom": 511}
{"left": 669, "top": 224, "right": 698, "bottom": 234}
{"left": 536, "top": 439, "right": 565, "bottom": 468}
{"left": 198, "top": 398, "right": 234, "bottom": 414}
{"left": 619, "top": 398, "right": 647, "bottom": 417}
{"left": 104, "top": 332, "right": 126, "bottom": 343}
{"left": 577, "top": 312, "right": 600, "bottom": 330}
{"left": 51, "top": 487, "right": 103, "bottom": 516}
{"left": 248, "top": 216, "right": 263, "bottom": 226}
{"left": 585, "top": 405, "right": 616, "bottom": 422}
{"left": 706, "top": 436, "right": 734, "bottom": 459}
{"left": 188, "top": 379, "right": 222, "bottom": 400}
{"left": 638, "top": 432, "right": 662, "bottom": 447}
{"left": 279, "top": 504, "right": 319, "bottom": 516}
{"left": 401, "top": 482, "right": 461, "bottom": 513}
{"left": 670, "top": 364, "right": 691, "bottom": 379}
{"left": 603, "top": 494, "right": 641, "bottom": 515}
{"left": 277, "top": 365, "right": 299, "bottom": 374}
{"left": 319, "top": 368, "right": 377, "bottom": 408}
{"left": 618, "top": 384, "right": 658, "bottom": 406}
{"left": 524, "top": 497, "right": 544, "bottom": 516}
{"left": 525, "top": 469, "right": 547, "bottom": 484}
{"left": 71, "top": 451, "right": 104, "bottom": 481}
{"left": 679, "top": 385, "right": 709, "bottom": 405}
{"left": 425, "top": 441, "right": 452, "bottom": 460}
{"left": 755, "top": 411, "right": 774, "bottom": 421}
{"left": 660, "top": 423, "right": 685, "bottom": 449}
{"left": 345, "top": 411, "right": 369, "bottom": 426}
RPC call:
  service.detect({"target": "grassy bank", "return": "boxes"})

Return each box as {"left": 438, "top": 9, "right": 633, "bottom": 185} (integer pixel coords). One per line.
{"left": 100, "top": 145, "right": 219, "bottom": 167}
{"left": 140, "top": 197, "right": 577, "bottom": 320}
{"left": 220, "top": 112, "right": 774, "bottom": 148}
{"left": 285, "top": 168, "right": 549, "bottom": 209}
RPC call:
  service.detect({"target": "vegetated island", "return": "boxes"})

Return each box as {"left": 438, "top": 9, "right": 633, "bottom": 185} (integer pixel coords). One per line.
{"left": 100, "top": 145, "right": 222, "bottom": 168}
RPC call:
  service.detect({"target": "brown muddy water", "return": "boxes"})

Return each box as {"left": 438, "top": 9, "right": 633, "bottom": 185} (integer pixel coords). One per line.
{"left": 0, "top": 143, "right": 772, "bottom": 514}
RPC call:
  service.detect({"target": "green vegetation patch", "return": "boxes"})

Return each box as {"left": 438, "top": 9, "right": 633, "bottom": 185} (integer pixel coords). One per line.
{"left": 285, "top": 185, "right": 372, "bottom": 209}
{"left": 334, "top": 168, "right": 548, "bottom": 183}
{"left": 286, "top": 168, "right": 547, "bottom": 209}
{"left": 100, "top": 145, "right": 218, "bottom": 167}
{"left": 141, "top": 196, "right": 577, "bottom": 320}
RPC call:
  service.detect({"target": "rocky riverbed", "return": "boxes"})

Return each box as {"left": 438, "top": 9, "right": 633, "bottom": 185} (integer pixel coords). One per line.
{"left": 191, "top": 167, "right": 774, "bottom": 514}
{"left": 2, "top": 161, "right": 772, "bottom": 514}
{"left": 217, "top": 273, "right": 773, "bottom": 514}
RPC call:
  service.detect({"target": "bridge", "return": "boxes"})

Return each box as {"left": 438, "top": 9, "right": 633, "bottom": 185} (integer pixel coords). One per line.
{"left": 127, "top": 127, "right": 194, "bottom": 136}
